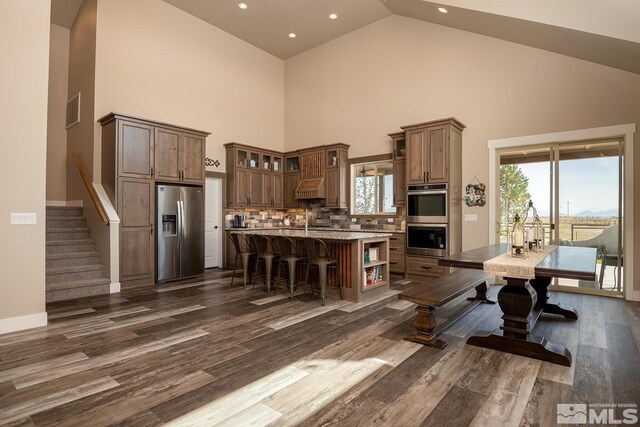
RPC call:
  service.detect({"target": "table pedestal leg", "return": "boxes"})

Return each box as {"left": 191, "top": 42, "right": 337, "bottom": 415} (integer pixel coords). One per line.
{"left": 467, "top": 281, "right": 496, "bottom": 304}
{"left": 403, "top": 306, "right": 448, "bottom": 349}
{"left": 466, "top": 277, "right": 573, "bottom": 366}
{"left": 530, "top": 277, "right": 578, "bottom": 319}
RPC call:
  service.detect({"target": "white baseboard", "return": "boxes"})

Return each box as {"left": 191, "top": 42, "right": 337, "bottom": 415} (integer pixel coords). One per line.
{"left": 0, "top": 312, "right": 47, "bottom": 335}
{"left": 110, "top": 282, "right": 121, "bottom": 293}
{"left": 46, "top": 200, "right": 83, "bottom": 207}
{"left": 631, "top": 290, "right": 640, "bottom": 302}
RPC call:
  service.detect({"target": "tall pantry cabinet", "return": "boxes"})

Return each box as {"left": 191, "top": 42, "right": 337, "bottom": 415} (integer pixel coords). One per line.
{"left": 100, "top": 113, "right": 208, "bottom": 285}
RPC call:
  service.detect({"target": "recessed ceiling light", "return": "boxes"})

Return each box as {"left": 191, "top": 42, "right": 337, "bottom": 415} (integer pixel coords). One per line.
{"left": 438, "top": 7, "right": 448, "bottom": 13}
{"left": 329, "top": 13, "right": 338, "bottom": 20}
{"left": 289, "top": 33, "right": 297, "bottom": 38}
{"left": 238, "top": 3, "right": 247, "bottom": 9}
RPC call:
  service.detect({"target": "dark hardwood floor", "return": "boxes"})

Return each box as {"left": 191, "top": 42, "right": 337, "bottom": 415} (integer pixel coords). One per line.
{"left": 0, "top": 270, "right": 639, "bottom": 426}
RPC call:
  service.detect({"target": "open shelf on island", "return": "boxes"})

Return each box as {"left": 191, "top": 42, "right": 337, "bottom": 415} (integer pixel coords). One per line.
{"left": 363, "top": 260, "right": 387, "bottom": 268}
{"left": 361, "top": 238, "right": 389, "bottom": 294}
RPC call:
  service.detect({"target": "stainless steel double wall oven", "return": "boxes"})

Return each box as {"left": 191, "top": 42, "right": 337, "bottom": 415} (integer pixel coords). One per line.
{"left": 406, "top": 183, "right": 448, "bottom": 257}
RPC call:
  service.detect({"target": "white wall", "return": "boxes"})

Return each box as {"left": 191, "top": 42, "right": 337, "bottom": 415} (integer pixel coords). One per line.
{"left": 47, "top": 24, "right": 70, "bottom": 202}
{"left": 284, "top": 15, "right": 640, "bottom": 276}
{"left": 0, "top": 0, "right": 50, "bottom": 329}
{"left": 94, "top": 0, "right": 285, "bottom": 176}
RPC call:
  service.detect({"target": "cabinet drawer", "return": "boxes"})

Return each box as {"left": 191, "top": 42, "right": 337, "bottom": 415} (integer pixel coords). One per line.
{"left": 389, "top": 255, "right": 405, "bottom": 273}
{"left": 389, "top": 235, "right": 405, "bottom": 249}
{"left": 406, "top": 255, "right": 447, "bottom": 277}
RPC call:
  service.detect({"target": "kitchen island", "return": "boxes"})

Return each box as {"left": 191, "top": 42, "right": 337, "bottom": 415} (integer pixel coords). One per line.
{"left": 229, "top": 229, "right": 391, "bottom": 302}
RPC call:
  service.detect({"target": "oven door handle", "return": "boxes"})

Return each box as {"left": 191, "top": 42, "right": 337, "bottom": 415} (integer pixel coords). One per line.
{"left": 406, "top": 190, "right": 448, "bottom": 196}
{"left": 407, "top": 223, "right": 448, "bottom": 228}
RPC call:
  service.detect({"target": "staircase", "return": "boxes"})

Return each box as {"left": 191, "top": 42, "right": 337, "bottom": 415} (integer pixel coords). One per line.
{"left": 46, "top": 206, "right": 111, "bottom": 302}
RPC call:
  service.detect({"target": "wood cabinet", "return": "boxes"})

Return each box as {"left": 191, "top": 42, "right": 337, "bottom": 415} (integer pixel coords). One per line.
{"left": 118, "top": 177, "right": 154, "bottom": 281}
{"left": 405, "top": 255, "right": 449, "bottom": 278}
{"left": 389, "top": 131, "right": 406, "bottom": 207}
{"left": 324, "top": 144, "right": 349, "bottom": 208}
{"left": 388, "top": 234, "right": 406, "bottom": 274}
{"left": 284, "top": 154, "right": 301, "bottom": 208}
{"left": 225, "top": 143, "right": 287, "bottom": 208}
{"left": 180, "top": 133, "right": 206, "bottom": 184}
{"left": 99, "top": 113, "right": 209, "bottom": 284}
{"left": 153, "top": 128, "right": 206, "bottom": 184}
{"left": 402, "top": 118, "right": 463, "bottom": 185}
{"left": 226, "top": 144, "right": 349, "bottom": 209}
{"left": 118, "top": 120, "right": 154, "bottom": 179}
{"left": 400, "top": 117, "right": 464, "bottom": 278}
{"left": 260, "top": 153, "right": 283, "bottom": 208}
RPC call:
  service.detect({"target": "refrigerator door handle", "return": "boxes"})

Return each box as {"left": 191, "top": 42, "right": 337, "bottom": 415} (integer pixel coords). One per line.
{"left": 180, "top": 200, "right": 186, "bottom": 243}
{"left": 176, "top": 200, "right": 182, "bottom": 251}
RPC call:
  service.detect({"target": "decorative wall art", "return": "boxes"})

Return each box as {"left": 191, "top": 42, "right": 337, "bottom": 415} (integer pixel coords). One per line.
{"left": 465, "top": 176, "right": 486, "bottom": 207}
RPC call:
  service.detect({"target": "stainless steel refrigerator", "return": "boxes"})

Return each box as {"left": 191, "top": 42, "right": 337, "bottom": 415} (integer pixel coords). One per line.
{"left": 156, "top": 185, "right": 204, "bottom": 283}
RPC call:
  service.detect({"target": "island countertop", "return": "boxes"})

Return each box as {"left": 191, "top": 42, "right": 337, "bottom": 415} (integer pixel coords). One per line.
{"left": 229, "top": 228, "right": 392, "bottom": 240}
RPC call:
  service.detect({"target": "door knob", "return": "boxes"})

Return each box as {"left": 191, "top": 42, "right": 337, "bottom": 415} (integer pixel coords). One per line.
{"left": 214, "top": 226, "right": 219, "bottom": 229}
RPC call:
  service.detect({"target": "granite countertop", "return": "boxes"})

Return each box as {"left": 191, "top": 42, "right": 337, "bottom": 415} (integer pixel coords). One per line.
{"left": 228, "top": 228, "right": 392, "bottom": 240}
{"left": 227, "top": 226, "right": 404, "bottom": 234}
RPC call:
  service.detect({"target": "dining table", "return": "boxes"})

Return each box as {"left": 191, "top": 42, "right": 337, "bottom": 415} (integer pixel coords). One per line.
{"left": 438, "top": 243, "right": 597, "bottom": 366}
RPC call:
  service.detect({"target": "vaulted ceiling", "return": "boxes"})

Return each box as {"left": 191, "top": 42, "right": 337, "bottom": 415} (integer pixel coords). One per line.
{"left": 50, "top": 0, "right": 640, "bottom": 74}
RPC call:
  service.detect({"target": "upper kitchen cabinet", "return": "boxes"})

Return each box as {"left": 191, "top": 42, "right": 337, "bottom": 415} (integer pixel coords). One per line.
{"left": 402, "top": 118, "right": 465, "bottom": 185}
{"left": 154, "top": 128, "right": 206, "bottom": 184}
{"left": 180, "top": 133, "right": 206, "bottom": 184}
{"left": 389, "top": 131, "right": 406, "bottom": 207}
{"left": 225, "top": 143, "right": 266, "bottom": 208}
{"left": 117, "top": 120, "right": 155, "bottom": 179}
{"left": 324, "top": 144, "right": 349, "bottom": 209}
{"left": 100, "top": 113, "right": 209, "bottom": 185}
{"left": 284, "top": 153, "right": 301, "bottom": 208}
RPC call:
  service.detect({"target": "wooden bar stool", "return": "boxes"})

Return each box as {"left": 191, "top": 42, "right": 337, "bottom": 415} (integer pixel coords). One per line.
{"left": 303, "top": 238, "right": 343, "bottom": 305}
{"left": 274, "top": 236, "right": 308, "bottom": 299}
{"left": 228, "top": 233, "right": 256, "bottom": 288}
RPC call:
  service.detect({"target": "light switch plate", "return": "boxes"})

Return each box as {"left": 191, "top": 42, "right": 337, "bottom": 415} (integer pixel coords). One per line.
{"left": 11, "top": 213, "right": 37, "bottom": 225}
{"left": 464, "top": 214, "right": 478, "bottom": 222}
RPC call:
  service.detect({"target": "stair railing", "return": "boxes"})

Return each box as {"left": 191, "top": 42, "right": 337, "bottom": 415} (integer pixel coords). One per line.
{"left": 72, "top": 152, "right": 108, "bottom": 225}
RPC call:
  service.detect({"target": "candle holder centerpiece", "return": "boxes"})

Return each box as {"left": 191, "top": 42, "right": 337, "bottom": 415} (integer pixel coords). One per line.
{"left": 510, "top": 213, "right": 527, "bottom": 258}
{"left": 522, "top": 200, "right": 545, "bottom": 252}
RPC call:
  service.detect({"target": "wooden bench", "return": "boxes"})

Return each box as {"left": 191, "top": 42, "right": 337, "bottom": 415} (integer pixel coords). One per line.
{"left": 398, "top": 269, "right": 494, "bottom": 349}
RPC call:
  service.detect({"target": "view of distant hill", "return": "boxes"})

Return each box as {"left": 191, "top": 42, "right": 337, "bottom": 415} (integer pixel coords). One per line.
{"left": 536, "top": 209, "right": 619, "bottom": 218}
{"left": 570, "top": 209, "right": 619, "bottom": 217}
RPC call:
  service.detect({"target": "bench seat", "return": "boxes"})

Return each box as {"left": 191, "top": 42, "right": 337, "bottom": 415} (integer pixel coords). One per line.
{"left": 399, "top": 269, "right": 493, "bottom": 349}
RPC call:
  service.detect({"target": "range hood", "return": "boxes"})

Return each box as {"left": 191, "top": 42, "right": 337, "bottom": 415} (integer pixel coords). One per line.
{"left": 295, "top": 178, "right": 325, "bottom": 199}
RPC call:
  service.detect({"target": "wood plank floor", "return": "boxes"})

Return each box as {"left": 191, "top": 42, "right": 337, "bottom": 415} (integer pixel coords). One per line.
{"left": 1, "top": 270, "right": 639, "bottom": 426}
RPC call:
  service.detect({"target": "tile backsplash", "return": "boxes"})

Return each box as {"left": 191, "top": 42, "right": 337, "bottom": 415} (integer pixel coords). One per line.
{"left": 225, "top": 207, "right": 406, "bottom": 231}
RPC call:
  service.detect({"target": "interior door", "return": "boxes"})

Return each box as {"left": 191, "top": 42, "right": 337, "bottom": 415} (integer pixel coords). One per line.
{"left": 205, "top": 178, "right": 222, "bottom": 268}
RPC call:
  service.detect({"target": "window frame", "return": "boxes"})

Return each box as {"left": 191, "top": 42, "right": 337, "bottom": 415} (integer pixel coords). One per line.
{"left": 349, "top": 154, "right": 396, "bottom": 217}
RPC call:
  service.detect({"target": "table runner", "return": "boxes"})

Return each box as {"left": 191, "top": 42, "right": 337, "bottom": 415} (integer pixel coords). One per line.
{"left": 483, "top": 245, "right": 557, "bottom": 279}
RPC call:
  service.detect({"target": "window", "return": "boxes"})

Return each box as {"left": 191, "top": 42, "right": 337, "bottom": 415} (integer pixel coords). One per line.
{"left": 351, "top": 161, "right": 395, "bottom": 215}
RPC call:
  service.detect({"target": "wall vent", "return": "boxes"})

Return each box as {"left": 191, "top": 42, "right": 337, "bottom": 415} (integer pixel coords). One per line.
{"left": 66, "top": 93, "right": 81, "bottom": 128}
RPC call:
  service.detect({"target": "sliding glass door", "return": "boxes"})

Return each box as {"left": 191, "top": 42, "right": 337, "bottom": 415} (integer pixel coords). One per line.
{"left": 498, "top": 140, "right": 624, "bottom": 295}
